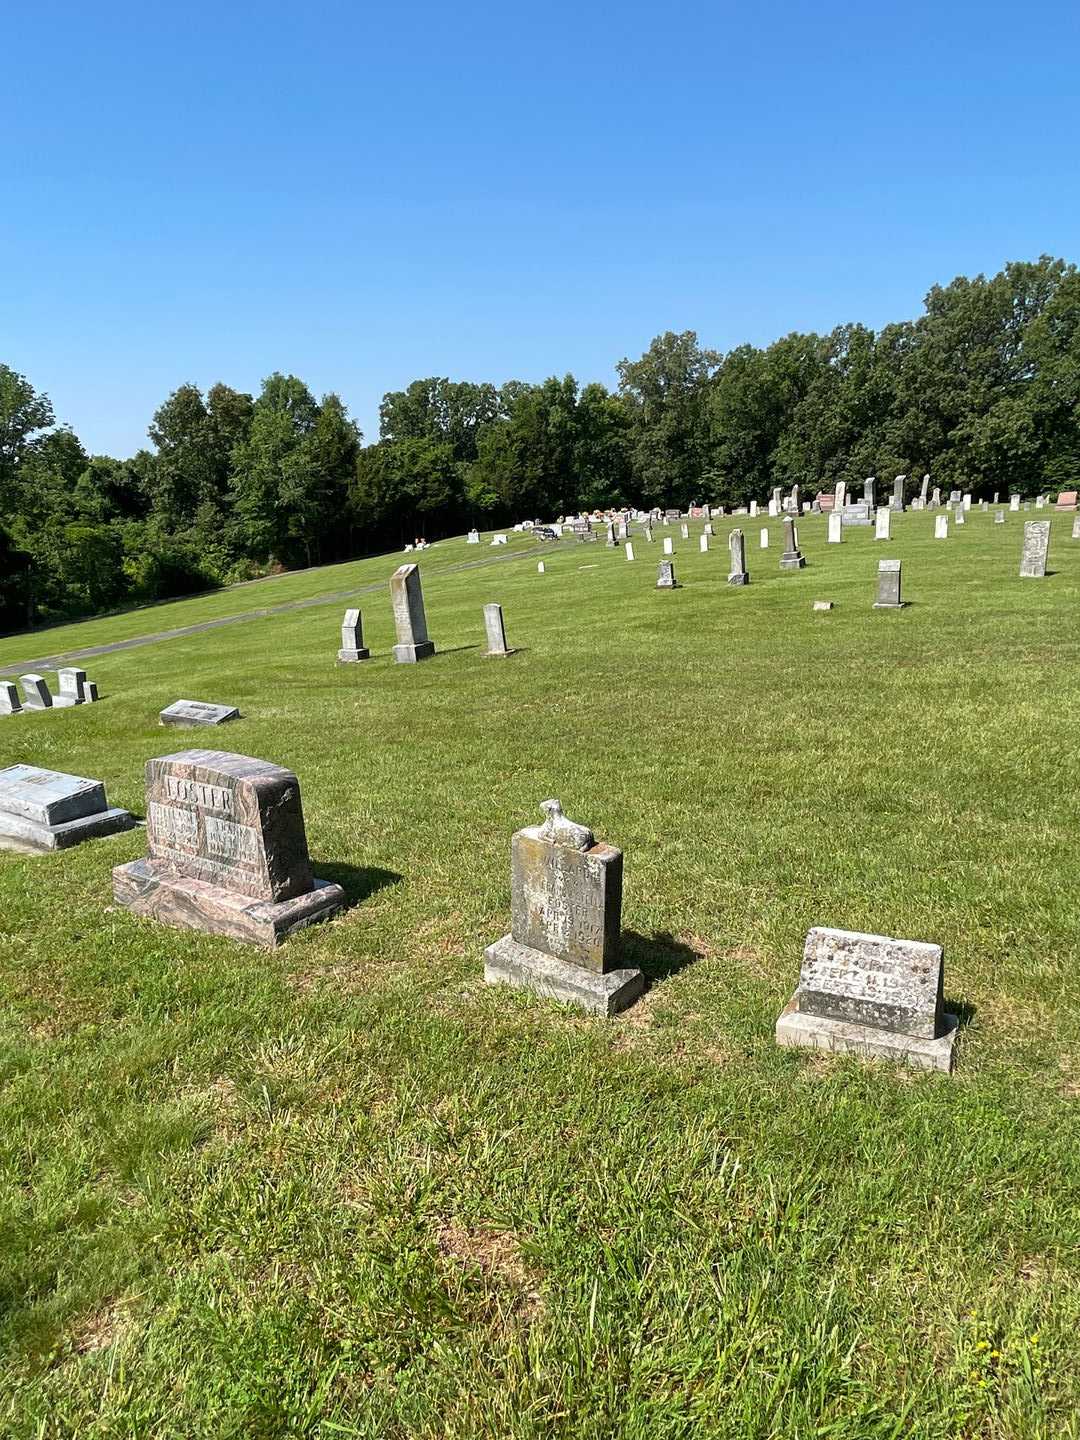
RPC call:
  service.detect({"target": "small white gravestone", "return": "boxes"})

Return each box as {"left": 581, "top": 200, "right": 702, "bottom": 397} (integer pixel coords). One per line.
{"left": 680, "top": 523, "right": 689, "bottom": 540}
{"left": 0, "top": 683, "right": 22, "bottom": 715}
{"left": 749, "top": 500, "right": 758, "bottom": 517}
{"left": 760, "top": 528, "right": 769, "bottom": 548}
{"left": 663, "top": 537, "right": 674, "bottom": 556}
{"left": 812, "top": 600, "right": 833, "bottom": 611}
{"left": 1036, "top": 495, "right": 1046, "bottom": 509}
{"left": 625, "top": 542, "right": 634, "bottom": 561}
{"left": 875, "top": 509, "right": 891, "bottom": 541}
{"left": 827, "top": 513, "right": 842, "bottom": 543}
{"left": 537, "top": 560, "right": 545, "bottom": 573}
{"left": 1010, "top": 495, "right": 1021, "bottom": 511}
{"left": 53, "top": 667, "right": 87, "bottom": 707}
{"left": 699, "top": 534, "right": 709, "bottom": 552}
{"left": 935, "top": 516, "right": 948, "bottom": 539}
{"left": 1072, "top": 514, "right": 1080, "bottom": 540}
{"left": 482, "top": 603, "right": 513, "bottom": 657}
{"left": 963, "top": 493, "right": 972, "bottom": 510}
{"left": 491, "top": 534, "right": 508, "bottom": 546}
{"left": 955, "top": 505, "right": 965, "bottom": 526}
{"left": 1019, "top": 520, "right": 1051, "bottom": 578}
{"left": 467, "top": 529, "right": 480, "bottom": 544}
{"left": 20, "top": 675, "right": 52, "bottom": 710}
{"left": 768, "top": 498, "right": 779, "bottom": 518}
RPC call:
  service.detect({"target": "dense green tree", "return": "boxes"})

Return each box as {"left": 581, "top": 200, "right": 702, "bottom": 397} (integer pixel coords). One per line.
{"left": 617, "top": 331, "right": 720, "bottom": 507}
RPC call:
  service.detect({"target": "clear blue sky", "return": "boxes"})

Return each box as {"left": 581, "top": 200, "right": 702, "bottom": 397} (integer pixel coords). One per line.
{"left": 3, "top": 0, "right": 1077, "bottom": 457}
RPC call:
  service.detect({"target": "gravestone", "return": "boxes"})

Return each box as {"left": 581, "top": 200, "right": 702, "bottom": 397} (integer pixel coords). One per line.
{"left": 391, "top": 563, "right": 435, "bottom": 663}
{"left": 113, "top": 749, "right": 345, "bottom": 947}
{"left": 656, "top": 558, "right": 677, "bottom": 589}
{"left": 645, "top": 526, "right": 653, "bottom": 542}
{"left": 625, "top": 542, "right": 635, "bottom": 561}
{"left": 812, "top": 600, "right": 833, "bottom": 611}
{"left": 20, "top": 675, "right": 52, "bottom": 710}
{"left": 749, "top": 500, "right": 758, "bottom": 517}
{"left": 482, "top": 603, "right": 513, "bottom": 657}
{"left": 963, "top": 493, "right": 973, "bottom": 510}
{"left": 680, "top": 523, "right": 689, "bottom": 540}
{"left": 920, "top": 474, "right": 930, "bottom": 505}
{"left": 663, "top": 536, "right": 674, "bottom": 555}
{"left": 955, "top": 505, "right": 965, "bottom": 526}
{"left": 337, "top": 608, "right": 370, "bottom": 662}
{"left": 776, "top": 926, "right": 958, "bottom": 1072}
{"left": 875, "top": 508, "right": 891, "bottom": 540}
{"left": 1019, "top": 520, "right": 1051, "bottom": 578}
{"left": 0, "top": 763, "right": 134, "bottom": 854}
{"left": 605, "top": 521, "right": 617, "bottom": 547}
{"left": 1073, "top": 514, "right": 1080, "bottom": 540}
{"left": 827, "top": 513, "right": 842, "bottom": 543}
{"left": 0, "top": 683, "right": 21, "bottom": 715}
{"left": 834, "top": 481, "right": 847, "bottom": 510}
{"left": 160, "top": 700, "right": 240, "bottom": 727}
{"left": 760, "top": 527, "right": 769, "bottom": 548}
{"left": 727, "top": 528, "right": 749, "bottom": 585}
{"left": 1036, "top": 496, "right": 1046, "bottom": 509}
{"left": 1056, "top": 490, "right": 1078, "bottom": 511}
{"left": 768, "top": 498, "right": 779, "bottom": 518}
{"left": 467, "top": 529, "right": 480, "bottom": 544}
{"left": 873, "top": 558, "right": 904, "bottom": 609}
{"left": 704, "top": 522, "right": 714, "bottom": 536}
{"left": 931, "top": 486, "right": 941, "bottom": 507}
{"left": 699, "top": 533, "right": 709, "bottom": 553}
{"left": 1010, "top": 495, "right": 1021, "bottom": 512}
{"left": 483, "top": 799, "right": 643, "bottom": 1016}
{"left": 85, "top": 682, "right": 99, "bottom": 702}
{"left": 779, "top": 517, "right": 806, "bottom": 570}
{"left": 890, "top": 475, "right": 906, "bottom": 512}
{"left": 617, "top": 519, "right": 628, "bottom": 541}
{"left": 772, "top": 486, "right": 782, "bottom": 511}
{"left": 537, "top": 560, "right": 546, "bottom": 573}
{"left": 996, "top": 511, "right": 1006, "bottom": 525}
{"left": 53, "top": 667, "right": 87, "bottom": 707}
{"left": 935, "top": 516, "right": 948, "bottom": 539}
{"left": 863, "top": 476, "right": 876, "bottom": 508}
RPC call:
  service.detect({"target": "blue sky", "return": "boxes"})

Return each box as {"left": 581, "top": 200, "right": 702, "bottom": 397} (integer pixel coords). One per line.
{"left": 3, "top": 0, "right": 1077, "bottom": 457}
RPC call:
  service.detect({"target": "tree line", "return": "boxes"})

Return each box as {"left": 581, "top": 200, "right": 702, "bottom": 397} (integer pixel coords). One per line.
{"left": 2, "top": 254, "right": 1078, "bottom": 632}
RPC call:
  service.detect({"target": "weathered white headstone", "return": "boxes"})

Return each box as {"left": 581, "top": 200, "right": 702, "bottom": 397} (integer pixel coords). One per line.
{"left": 337, "top": 608, "right": 370, "bottom": 662}
{"left": 1072, "top": 514, "right": 1080, "bottom": 540}
{"left": 20, "top": 675, "right": 52, "bottom": 710}
{"left": 776, "top": 926, "right": 958, "bottom": 1072}
{"left": 467, "top": 529, "right": 480, "bottom": 544}
{"left": 390, "top": 564, "right": 435, "bottom": 663}
{"left": 54, "top": 668, "right": 87, "bottom": 707}
{"left": 0, "top": 683, "right": 21, "bottom": 716}
{"left": 875, "top": 508, "right": 891, "bottom": 540}
{"left": 1019, "top": 520, "right": 1050, "bottom": 578}
{"left": 749, "top": 500, "right": 758, "bottom": 517}
{"left": 779, "top": 517, "right": 805, "bottom": 570}
{"left": 663, "top": 537, "right": 674, "bottom": 556}
{"left": 624, "top": 542, "right": 634, "bottom": 561}
{"left": 963, "top": 493, "right": 972, "bottom": 510}
{"left": 537, "top": 560, "right": 545, "bottom": 573}
{"left": 656, "top": 559, "right": 677, "bottom": 589}
{"left": 1010, "top": 495, "right": 1021, "bottom": 512}
{"left": 482, "top": 603, "right": 512, "bottom": 657}
{"left": 727, "top": 528, "right": 749, "bottom": 586}
{"left": 160, "top": 700, "right": 240, "bottom": 727}
{"left": 0, "top": 763, "right": 134, "bottom": 854}
{"left": 955, "top": 505, "right": 965, "bottom": 526}
{"left": 934, "top": 516, "right": 948, "bottom": 540}
{"left": 760, "top": 527, "right": 769, "bottom": 548}
{"left": 827, "top": 513, "right": 842, "bottom": 544}
{"left": 995, "top": 511, "right": 1006, "bottom": 525}
{"left": 872, "top": 558, "right": 904, "bottom": 609}
{"left": 699, "top": 533, "right": 709, "bottom": 553}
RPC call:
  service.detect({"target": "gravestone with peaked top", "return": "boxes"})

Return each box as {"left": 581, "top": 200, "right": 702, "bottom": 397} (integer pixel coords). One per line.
{"left": 391, "top": 563, "right": 435, "bottom": 662}
{"left": 113, "top": 749, "right": 345, "bottom": 947}
{"left": 0, "top": 763, "right": 134, "bottom": 854}
{"left": 873, "top": 559, "right": 904, "bottom": 609}
{"left": 483, "top": 799, "right": 643, "bottom": 1016}
{"left": 482, "top": 603, "right": 513, "bottom": 657}
{"left": 337, "top": 609, "right": 370, "bottom": 662}
{"left": 931, "top": 486, "right": 941, "bottom": 507}
{"left": 779, "top": 517, "right": 805, "bottom": 570}
{"left": 727, "top": 528, "right": 749, "bottom": 585}
{"left": 776, "top": 926, "right": 958, "bottom": 1072}
{"left": 1020, "top": 521, "right": 1051, "bottom": 578}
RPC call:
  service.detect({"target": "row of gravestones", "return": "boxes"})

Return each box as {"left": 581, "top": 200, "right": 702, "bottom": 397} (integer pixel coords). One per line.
{"left": 338, "top": 566, "right": 512, "bottom": 663}
{"left": 0, "top": 758, "right": 958, "bottom": 1074}
{"left": 1, "top": 667, "right": 101, "bottom": 715}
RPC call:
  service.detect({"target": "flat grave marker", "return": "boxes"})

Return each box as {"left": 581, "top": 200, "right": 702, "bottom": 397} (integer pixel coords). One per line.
{"left": 0, "top": 763, "right": 134, "bottom": 854}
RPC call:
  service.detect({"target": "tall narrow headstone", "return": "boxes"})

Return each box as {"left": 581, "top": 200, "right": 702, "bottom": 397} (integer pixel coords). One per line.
{"left": 1072, "top": 514, "right": 1080, "bottom": 540}
{"left": 772, "top": 486, "right": 782, "bottom": 512}
{"left": 699, "top": 533, "right": 709, "bottom": 553}
{"left": 680, "top": 522, "right": 689, "bottom": 540}
{"left": 483, "top": 799, "right": 643, "bottom": 1016}
{"left": 656, "top": 558, "right": 677, "bottom": 588}
{"left": 827, "top": 513, "right": 842, "bottom": 543}
{"left": 749, "top": 500, "right": 758, "bottom": 517}
{"left": 890, "top": 475, "right": 906, "bottom": 512}
{"left": 779, "top": 517, "right": 806, "bottom": 570}
{"left": 1036, "top": 495, "right": 1046, "bottom": 509}
{"left": 624, "top": 542, "right": 634, "bottom": 561}
{"left": 645, "top": 525, "right": 653, "bottom": 542}
{"left": 663, "top": 536, "right": 674, "bottom": 556}
{"left": 776, "top": 926, "right": 958, "bottom": 1072}
{"left": 0, "top": 683, "right": 21, "bottom": 716}
{"left": 1010, "top": 494, "right": 1021, "bottom": 512}
{"left": 863, "top": 476, "right": 876, "bottom": 508}
{"left": 727, "top": 528, "right": 749, "bottom": 585}
{"left": 834, "top": 481, "right": 847, "bottom": 511}
{"left": 337, "top": 609, "right": 370, "bottom": 662}
{"left": 935, "top": 516, "right": 948, "bottom": 539}
{"left": 605, "top": 520, "right": 617, "bottom": 547}
{"left": 760, "top": 527, "right": 769, "bottom": 548}
{"left": 113, "top": 750, "right": 345, "bottom": 947}
{"left": 963, "top": 493, "right": 973, "bottom": 510}
{"left": 920, "top": 474, "right": 930, "bottom": 506}
{"left": 875, "top": 508, "right": 891, "bottom": 540}
{"left": 768, "top": 498, "right": 779, "bottom": 518}
{"left": 0, "top": 764, "right": 134, "bottom": 854}
{"left": 931, "top": 486, "right": 941, "bottom": 507}
{"left": 19, "top": 675, "right": 52, "bottom": 710}
{"left": 955, "top": 505, "right": 965, "bottom": 526}
{"left": 873, "top": 558, "right": 904, "bottom": 609}
{"left": 482, "top": 603, "right": 512, "bottom": 657}
{"left": 390, "top": 564, "right": 435, "bottom": 663}
{"left": 1019, "top": 520, "right": 1051, "bottom": 578}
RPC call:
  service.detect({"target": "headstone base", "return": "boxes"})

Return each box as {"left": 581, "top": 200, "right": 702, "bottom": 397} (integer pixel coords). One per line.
{"left": 392, "top": 641, "right": 436, "bottom": 664}
{"left": 337, "top": 647, "right": 371, "bottom": 662}
{"left": 727, "top": 572, "right": 750, "bottom": 586}
{"left": 52, "top": 696, "right": 84, "bottom": 708}
{"left": 112, "top": 858, "right": 345, "bottom": 948}
{"left": 872, "top": 600, "right": 907, "bottom": 610}
{"left": 779, "top": 554, "right": 806, "bottom": 570}
{"left": 775, "top": 999, "right": 958, "bottom": 1073}
{"left": 0, "top": 806, "right": 135, "bottom": 855}
{"left": 483, "top": 934, "right": 644, "bottom": 1017}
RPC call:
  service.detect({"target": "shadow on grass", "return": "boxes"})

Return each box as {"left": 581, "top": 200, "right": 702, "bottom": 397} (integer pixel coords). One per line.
{"left": 436, "top": 645, "right": 481, "bottom": 657}
{"left": 621, "top": 929, "right": 700, "bottom": 988}
{"left": 315, "top": 862, "right": 403, "bottom": 906}
{"left": 946, "top": 996, "right": 977, "bottom": 1028}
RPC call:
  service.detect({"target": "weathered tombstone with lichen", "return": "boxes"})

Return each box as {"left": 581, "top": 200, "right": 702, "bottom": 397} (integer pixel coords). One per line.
{"left": 484, "top": 800, "right": 643, "bottom": 1016}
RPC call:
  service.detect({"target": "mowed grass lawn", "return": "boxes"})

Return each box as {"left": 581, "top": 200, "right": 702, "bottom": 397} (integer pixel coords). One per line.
{"left": 1, "top": 513, "right": 1079, "bottom": 1439}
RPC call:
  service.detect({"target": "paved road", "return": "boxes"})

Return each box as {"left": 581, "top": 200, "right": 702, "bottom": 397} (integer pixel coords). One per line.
{"left": 0, "top": 544, "right": 550, "bottom": 676}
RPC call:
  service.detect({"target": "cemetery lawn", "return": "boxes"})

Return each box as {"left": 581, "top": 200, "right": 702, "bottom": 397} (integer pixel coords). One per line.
{"left": 2, "top": 514, "right": 1080, "bottom": 1439}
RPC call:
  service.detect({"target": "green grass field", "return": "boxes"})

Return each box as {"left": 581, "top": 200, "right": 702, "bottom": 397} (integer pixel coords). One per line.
{"left": 2, "top": 512, "right": 1079, "bottom": 1439}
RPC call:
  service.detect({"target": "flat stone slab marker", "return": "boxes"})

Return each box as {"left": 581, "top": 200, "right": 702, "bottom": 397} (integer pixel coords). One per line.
{"left": 0, "top": 763, "right": 135, "bottom": 854}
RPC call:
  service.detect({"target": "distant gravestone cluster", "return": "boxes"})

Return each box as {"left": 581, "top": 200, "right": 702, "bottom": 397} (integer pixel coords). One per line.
{"left": 1, "top": 667, "right": 100, "bottom": 716}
